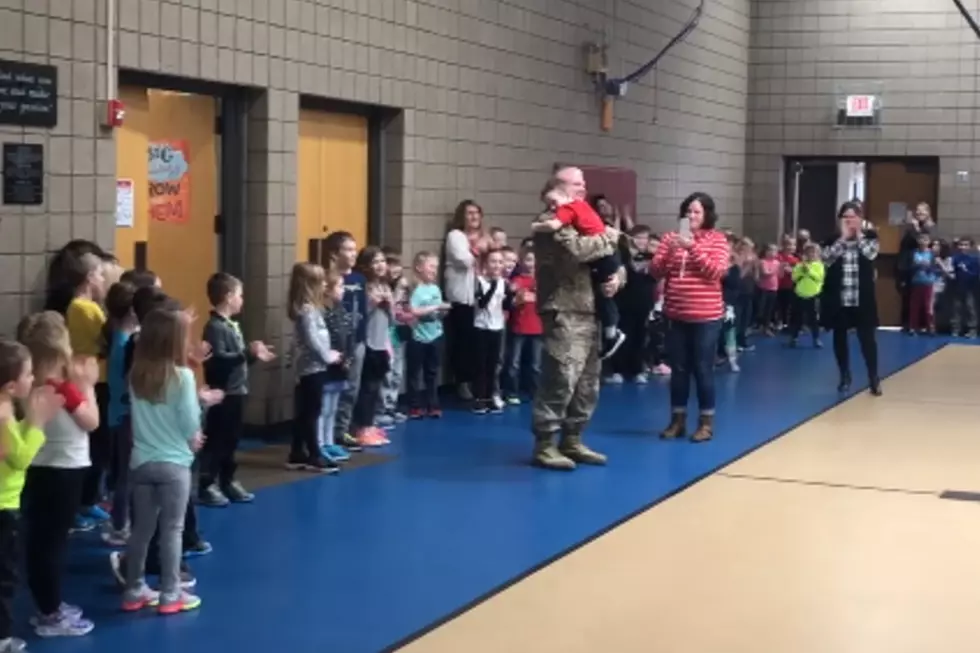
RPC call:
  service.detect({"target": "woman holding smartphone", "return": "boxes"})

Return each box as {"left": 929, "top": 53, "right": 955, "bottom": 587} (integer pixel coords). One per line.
{"left": 820, "top": 201, "right": 882, "bottom": 396}
{"left": 650, "top": 192, "right": 730, "bottom": 442}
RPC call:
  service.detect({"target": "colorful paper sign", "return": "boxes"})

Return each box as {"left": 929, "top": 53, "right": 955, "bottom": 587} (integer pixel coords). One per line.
{"left": 148, "top": 140, "right": 190, "bottom": 224}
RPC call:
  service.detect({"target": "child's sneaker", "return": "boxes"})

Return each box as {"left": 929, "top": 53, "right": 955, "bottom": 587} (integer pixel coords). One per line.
{"left": 375, "top": 414, "right": 395, "bottom": 428}
{"left": 408, "top": 408, "right": 425, "bottom": 419}
{"left": 603, "top": 373, "right": 624, "bottom": 384}
{"left": 284, "top": 452, "right": 309, "bottom": 471}
{"left": 633, "top": 374, "right": 649, "bottom": 384}
{"left": 599, "top": 330, "right": 626, "bottom": 360}
{"left": 158, "top": 591, "right": 201, "bottom": 615}
{"left": 101, "top": 527, "right": 129, "bottom": 547}
{"left": 121, "top": 587, "right": 161, "bottom": 612}
{"left": 109, "top": 551, "right": 197, "bottom": 590}
{"left": 222, "top": 481, "right": 254, "bottom": 503}
{"left": 356, "top": 427, "right": 387, "bottom": 447}
{"left": 0, "top": 636, "right": 27, "bottom": 652}
{"left": 338, "top": 433, "right": 363, "bottom": 452}
{"left": 81, "top": 505, "right": 110, "bottom": 522}
{"left": 29, "top": 603, "right": 82, "bottom": 627}
{"left": 33, "top": 612, "right": 94, "bottom": 638}
{"left": 305, "top": 455, "right": 341, "bottom": 474}
{"left": 70, "top": 515, "right": 95, "bottom": 534}
{"left": 652, "top": 364, "right": 671, "bottom": 376}
{"left": 491, "top": 395, "right": 504, "bottom": 410}
{"left": 182, "top": 540, "right": 213, "bottom": 558}
{"left": 390, "top": 411, "right": 408, "bottom": 423}
{"left": 506, "top": 396, "right": 521, "bottom": 405}
{"left": 427, "top": 407, "right": 443, "bottom": 418}
{"left": 321, "top": 444, "right": 350, "bottom": 463}
{"left": 198, "top": 484, "right": 230, "bottom": 508}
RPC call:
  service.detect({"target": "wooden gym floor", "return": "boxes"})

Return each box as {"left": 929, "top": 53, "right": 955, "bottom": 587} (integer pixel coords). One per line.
{"left": 401, "top": 343, "right": 980, "bottom": 653}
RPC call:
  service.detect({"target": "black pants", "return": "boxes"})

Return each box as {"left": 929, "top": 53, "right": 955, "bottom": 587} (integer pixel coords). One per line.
{"left": 735, "top": 294, "right": 754, "bottom": 348}
{"left": 352, "top": 349, "right": 389, "bottom": 430}
{"left": 292, "top": 373, "right": 326, "bottom": 460}
{"left": 832, "top": 308, "right": 878, "bottom": 381}
{"left": 790, "top": 296, "right": 820, "bottom": 340}
{"left": 898, "top": 275, "right": 912, "bottom": 331}
{"left": 201, "top": 394, "right": 246, "bottom": 488}
{"left": 446, "top": 303, "right": 475, "bottom": 387}
{"left": 81, "top": 382, "right": 110, "bottom": 508}
{"left": 473, "top": 328, "right": 503, "bottom": 405}
{"left": 406, "top": 337, "right": 442, "bottom": 410}
{"left": 591, "top": 253, "right": 621, "bottom": 334}
{"left": 756, "top": 290, "right": 777, "bottom": 329}
{"left": 613, "top": 306, "right": 652, "bottom": 377}
{"left": 0, "top": 511, "right": 19, "bottom": 639}
{"left": 776, "top": 288, "right": 794, "bottom": 326}
{"left": 23, "top": 466, "right": 85, "bottom": 615}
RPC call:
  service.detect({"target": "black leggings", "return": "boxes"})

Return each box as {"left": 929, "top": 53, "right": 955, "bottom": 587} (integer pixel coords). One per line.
{"left": 81, "top": 382, "right": 110, "bottom": 508}
{"left": 201, "top": 394, "right": 246, "bottom": 487}
{"left": 446, "top": 303, "right": 475, "bottom": 387}
{"left": 832, "top": 315, "right": 878, "bottom": 381}
{"left": 0, "top": 510, "right": 19, "bottom": 639}
{"left": 473, "top": 328, "right": 503, "bottom": 405}
{"left": 352, "top": 349, "right": 389, "bottom": 430}
{"left": 23, "top": 466, "right": 85, "bottom": 615}
{"left": 292, "top": 373, "right": 326, "bottom": 460}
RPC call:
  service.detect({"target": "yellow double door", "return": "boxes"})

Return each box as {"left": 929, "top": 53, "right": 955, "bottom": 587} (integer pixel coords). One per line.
{"left": 297, "top": 109, "right": 369, "bottom": 266}
{"left": 114, "top": 86, "right": 217, "bottom": 316}
{"left": 114, "top": 93, "right": 370, "bottom": 312}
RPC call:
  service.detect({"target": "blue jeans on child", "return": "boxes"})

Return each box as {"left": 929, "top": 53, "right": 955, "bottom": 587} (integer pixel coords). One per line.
{"left": 504, "top": 334, "right": 542, "bottom": 398}
{"left": 667, "top": 319, "right": 723, "bottom": 413}
{"left": 318, "top": 389, "right": 342, "bottom": 449}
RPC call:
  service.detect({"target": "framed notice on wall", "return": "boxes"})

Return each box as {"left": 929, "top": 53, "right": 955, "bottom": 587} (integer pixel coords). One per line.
{"left": 2, "top": 143, "right": 43, "bottom": 205}
{"left": 0, "top": 60, "right": 58, "bottom": 128}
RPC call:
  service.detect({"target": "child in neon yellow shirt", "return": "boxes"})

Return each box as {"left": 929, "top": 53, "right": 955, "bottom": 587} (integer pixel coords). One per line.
{"left": 0, "top": 339, "right": 62, "bottom": 651}
{"left": 789, "top": 243, "right": 825, "bottom": 348}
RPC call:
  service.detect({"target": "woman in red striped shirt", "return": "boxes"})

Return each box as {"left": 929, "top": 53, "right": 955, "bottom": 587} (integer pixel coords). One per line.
{"left": 650, "top": 192, "right": 730, "bottom": 442}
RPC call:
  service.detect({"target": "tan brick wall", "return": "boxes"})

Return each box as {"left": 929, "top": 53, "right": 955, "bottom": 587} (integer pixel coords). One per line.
{"left": 0, "top": 0, "right": 750, "bottom": 423}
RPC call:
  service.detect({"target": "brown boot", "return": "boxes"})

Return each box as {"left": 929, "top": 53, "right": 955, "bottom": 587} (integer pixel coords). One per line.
{"left": 558, "top": 433, "right": 607, "bottom": 466}
{"left": 690, "top": 413, "right": 714, "bottom": 443}
{"left": 533, "top": 433, "right": 576, "bottom": 471}
{"left": 660, "top": 411, "right": 686, "bottom": 440}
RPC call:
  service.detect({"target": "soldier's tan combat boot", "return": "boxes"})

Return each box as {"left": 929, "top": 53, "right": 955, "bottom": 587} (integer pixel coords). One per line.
{"left": 533, "top": 436, "right": 576, "bottom": 471}
{"left": 660, "top": 410, "right": 687, "bottom": 440}
{"left": 558, "top": 433, "right": 607, "bottom": 466}
{"left": 690, "top": 413, "right": 714, "bottom": 443}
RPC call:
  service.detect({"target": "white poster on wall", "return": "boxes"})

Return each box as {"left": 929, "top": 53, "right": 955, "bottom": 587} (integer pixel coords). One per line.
{"left": 887, "top": 201, "right": 907, "bottom": 226}
{"left": 116, "top": 179, "right": 134, "bottom": 227}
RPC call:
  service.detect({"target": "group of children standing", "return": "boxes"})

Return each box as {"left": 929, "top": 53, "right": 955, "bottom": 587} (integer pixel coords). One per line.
{"left": 906, "top": 235, "right": 980, "bottom": 336}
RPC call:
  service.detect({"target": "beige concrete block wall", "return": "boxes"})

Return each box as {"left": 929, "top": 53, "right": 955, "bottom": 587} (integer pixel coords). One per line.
{"left": 745, "top": 0, "right": 980, "bottom": 240}
{"left": 0, "top": 0, "right": 750, "bottom": 424}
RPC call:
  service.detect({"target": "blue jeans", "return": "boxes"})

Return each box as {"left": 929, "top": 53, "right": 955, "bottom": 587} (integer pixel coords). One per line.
{"left": 318, "top": 389, "right": 341, "bottom": 449}
{"left": 667, "top": 319, "right": 722, "bottom": 413}
{"left": 504, "top": 334, "right": 542, "bottom": 397}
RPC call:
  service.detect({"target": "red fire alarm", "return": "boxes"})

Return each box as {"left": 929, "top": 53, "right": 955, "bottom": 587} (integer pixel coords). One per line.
{"left": 103, "top": 99, "right": 125, "bottom": 128}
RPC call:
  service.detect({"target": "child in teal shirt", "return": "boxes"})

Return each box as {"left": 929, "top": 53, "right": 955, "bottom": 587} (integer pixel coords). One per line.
{"left": 407, "top": 252, "right": 450, "bottom": 418}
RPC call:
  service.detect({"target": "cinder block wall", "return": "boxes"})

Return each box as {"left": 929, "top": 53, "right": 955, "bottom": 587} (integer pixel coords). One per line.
{"left": 0, "top": 0, "right": 750, "bottom": 423}
{"left": 745, "top": 0, "right": 980, "bottom": 239}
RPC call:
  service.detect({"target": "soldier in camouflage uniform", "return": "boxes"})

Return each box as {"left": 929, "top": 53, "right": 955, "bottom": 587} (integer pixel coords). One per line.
{"left": 531, "top": 166, "right": 625, "bottom": 470}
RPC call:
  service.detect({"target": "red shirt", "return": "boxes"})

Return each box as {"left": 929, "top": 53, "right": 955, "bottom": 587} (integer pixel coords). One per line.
{"left": 777, "top": 252, "right": 799, "bottom": 290}
{"left": 555, "top": 200, "right": 605, "bottom": 236}
{"left": 509, "top": 274, "right": 543, "bottom": 335}
{"left": 46, "top": 380, "right": 85, "bottom": 413}
{"left": 651, "top": 230, "right": 729, "bottom": 322}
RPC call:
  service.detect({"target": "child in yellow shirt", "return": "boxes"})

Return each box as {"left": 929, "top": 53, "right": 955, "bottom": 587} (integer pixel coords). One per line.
{"left": 64, "top": 252, "right": 111, "bottom": 527}
{"left": 0, "top": 339, "right": 62, "bottom": 651}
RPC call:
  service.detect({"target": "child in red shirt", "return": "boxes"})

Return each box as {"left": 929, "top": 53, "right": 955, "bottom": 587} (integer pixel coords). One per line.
{"left": 534, "top": 190, "right": 625, "bottom": 358}
{"left": 504, "top": 250, "right": 544, "bottom": 404}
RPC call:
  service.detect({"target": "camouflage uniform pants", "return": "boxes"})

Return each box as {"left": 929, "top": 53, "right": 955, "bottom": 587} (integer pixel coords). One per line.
{"left": 531, "top": 311, "right": 600, "bottom": 443}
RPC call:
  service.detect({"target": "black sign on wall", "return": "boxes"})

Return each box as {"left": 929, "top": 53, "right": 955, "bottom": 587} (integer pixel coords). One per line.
{"left": 3, "top": 143, "right": 44, "bottom": 206}
{"left": 0, "top": 60, "right": 58, "bottom": 128}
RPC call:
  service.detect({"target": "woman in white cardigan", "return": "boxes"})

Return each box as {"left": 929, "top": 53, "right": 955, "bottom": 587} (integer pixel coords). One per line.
{"left": 443, "top": 200, "right": 488, "bottom": 400}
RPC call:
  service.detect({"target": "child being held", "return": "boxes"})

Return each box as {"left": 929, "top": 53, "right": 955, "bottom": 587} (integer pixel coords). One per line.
{"left": 534, "top": 187, "right": 625, "bottom": 359}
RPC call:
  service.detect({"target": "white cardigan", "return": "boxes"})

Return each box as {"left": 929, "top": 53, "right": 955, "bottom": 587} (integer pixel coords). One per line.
{"left": 443, "top": 229, "right": 476, "bottom": 305}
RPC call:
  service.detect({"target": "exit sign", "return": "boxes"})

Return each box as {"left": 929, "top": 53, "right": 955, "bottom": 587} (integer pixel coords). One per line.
{"left": 845, "top": 95, "right": 876, "bottom": 118}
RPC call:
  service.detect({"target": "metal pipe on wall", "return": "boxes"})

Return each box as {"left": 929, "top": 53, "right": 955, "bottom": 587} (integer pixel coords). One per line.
{"left": 106, "top": 0, "right": 116, "bottom": 102}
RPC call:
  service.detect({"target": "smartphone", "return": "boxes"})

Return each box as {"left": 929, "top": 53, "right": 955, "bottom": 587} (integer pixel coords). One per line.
{"left": 678, "top": 217, "right": 691, "bottom": 239}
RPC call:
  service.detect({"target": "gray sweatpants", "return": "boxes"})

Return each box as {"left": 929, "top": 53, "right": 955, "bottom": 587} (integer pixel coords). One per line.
{"left": 334, "top": 342, "right": 366, "bottom": 436}
{"left": 123, "top": 461, "right": 192, "bottom": 605}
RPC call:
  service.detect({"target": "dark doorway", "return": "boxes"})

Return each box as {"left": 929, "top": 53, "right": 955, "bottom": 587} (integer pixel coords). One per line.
{"left": 784, "top": 160, "right": 841, "bottom": 244}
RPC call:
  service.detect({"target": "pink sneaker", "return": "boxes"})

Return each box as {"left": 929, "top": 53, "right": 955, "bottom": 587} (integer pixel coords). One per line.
{"left": 356, "top": 427, "right": 388, "bottom": 447}
{"left": 653, "top": 364, "right": 671, "bottom": 376}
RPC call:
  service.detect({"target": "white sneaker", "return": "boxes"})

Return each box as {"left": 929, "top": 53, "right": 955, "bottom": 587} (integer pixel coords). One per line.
{"left": 604, "top": 374, "right": 624, "bottom": 384}
{"left": 492, "top": 395, "right": 504, "bottom": 410}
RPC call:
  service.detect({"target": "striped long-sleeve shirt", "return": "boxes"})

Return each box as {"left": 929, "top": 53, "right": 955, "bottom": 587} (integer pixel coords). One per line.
{"left": 650, "top": 229, "right": 730, "bottom": 323}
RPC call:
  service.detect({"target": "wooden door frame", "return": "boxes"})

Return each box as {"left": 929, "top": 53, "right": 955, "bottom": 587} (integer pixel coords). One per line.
{"left": 298, "top": 95, "right": 401, "bottom": 246}
{"left": 117, "top": 69, "right": 253, "bottom": 280}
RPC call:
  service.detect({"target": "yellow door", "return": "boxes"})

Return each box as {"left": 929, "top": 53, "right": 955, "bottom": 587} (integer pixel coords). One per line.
{"left": 114, "top": 87, "right": 218, "bottom": 317}
{"left": 296, "top": 110, "right": 369, "bottom": 265}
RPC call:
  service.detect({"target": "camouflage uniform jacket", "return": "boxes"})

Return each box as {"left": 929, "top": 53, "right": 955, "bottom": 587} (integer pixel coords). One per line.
{"left": 533, "top": 211, "right": 623, "bottom": 315}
